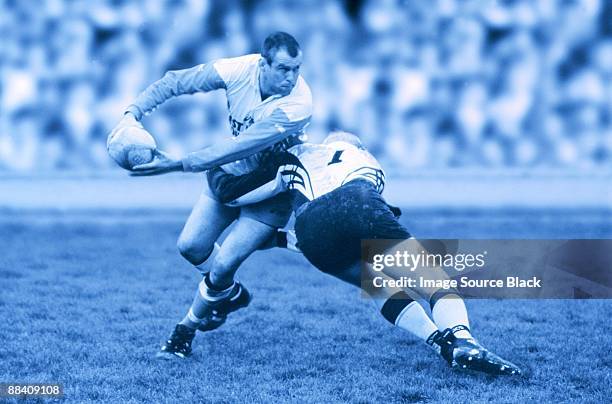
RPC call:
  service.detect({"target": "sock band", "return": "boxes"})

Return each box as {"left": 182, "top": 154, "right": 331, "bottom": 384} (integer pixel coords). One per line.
{"left": 451, "top": 324, "right": 471, "bottom": 335}
{"left": 199, "top": 276, "right": 235, "bottom": 302}
{"left": 204, "top": 273, "right": 235, "bottom": 292}
{"left": 426, "top": 330, "right": 441, "bottom": 346}
{"left": 380, "top": 291, "right": 415, "bottom": 324}
{"left": 187, "top": 308, "right": 204, "bottom": 324}
{"left": 429, "top": 289, "right": 460, "bottom": 310}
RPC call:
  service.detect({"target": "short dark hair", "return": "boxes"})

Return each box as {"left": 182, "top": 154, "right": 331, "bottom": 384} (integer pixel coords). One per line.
{"left": 262, "top": 32, "right": 300, "bottom": 65}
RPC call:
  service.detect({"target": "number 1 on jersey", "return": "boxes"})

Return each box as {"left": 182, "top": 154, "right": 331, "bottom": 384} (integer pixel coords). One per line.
{"left": 328, "top": 150, "right": 344, "bottom": 165}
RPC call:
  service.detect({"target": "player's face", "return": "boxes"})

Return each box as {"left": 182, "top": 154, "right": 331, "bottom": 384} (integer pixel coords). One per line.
{"left": 261, "top": 48, "right": 302, "bottom": 96}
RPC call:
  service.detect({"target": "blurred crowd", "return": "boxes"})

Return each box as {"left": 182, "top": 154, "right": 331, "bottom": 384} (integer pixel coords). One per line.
{"left": 0, "top": 0, "right": 610, "bottom": 171}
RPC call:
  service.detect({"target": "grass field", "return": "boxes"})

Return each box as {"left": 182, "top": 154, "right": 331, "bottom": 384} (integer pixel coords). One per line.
{"left": 1, "top": 209, "right": 611, "bottom": 403}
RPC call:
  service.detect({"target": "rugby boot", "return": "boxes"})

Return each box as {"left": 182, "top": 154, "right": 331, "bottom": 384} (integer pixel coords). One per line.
{"left": 197, "top": 281, "right": 252, "bottom": 332}
{"left": 432, "top": 328, "right": 522, "bottom": 375}
{"left": 156, "top": 324, "right": 196, "bottom": 359}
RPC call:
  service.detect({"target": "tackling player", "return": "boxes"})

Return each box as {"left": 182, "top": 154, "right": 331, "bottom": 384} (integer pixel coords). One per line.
{"left": 229, "top": 131, "right": 522, "bottom": 376}
{"left": 109, "top": 32, "right": 312, "bottom": 358}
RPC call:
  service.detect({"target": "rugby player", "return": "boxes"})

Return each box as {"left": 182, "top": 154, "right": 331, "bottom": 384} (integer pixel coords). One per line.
{"left": 109, "top": 32, "right": 312, "bottom": 358}
{"left": 229, "top": 131, "right": 522, "bottom": 376}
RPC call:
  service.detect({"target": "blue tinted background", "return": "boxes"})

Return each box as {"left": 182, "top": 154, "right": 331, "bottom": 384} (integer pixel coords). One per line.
{"left": 0, "top": 3, "right": 611, "bottom": 401}
{"left": 1, "top": 0, "right": 610, "bottom": 171}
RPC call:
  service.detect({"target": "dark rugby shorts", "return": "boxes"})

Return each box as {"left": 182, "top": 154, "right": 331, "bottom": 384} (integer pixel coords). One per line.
{"left": 294, "top": 179, "right": 410, "bottom": 275}
{"left": 205, "top": 154, "right": 293, "bottom": 228}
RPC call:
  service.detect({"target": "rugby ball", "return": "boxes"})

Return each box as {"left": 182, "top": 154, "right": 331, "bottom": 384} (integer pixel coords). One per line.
{"left": 107, "top": 126, "right": 157, "bottom": 170}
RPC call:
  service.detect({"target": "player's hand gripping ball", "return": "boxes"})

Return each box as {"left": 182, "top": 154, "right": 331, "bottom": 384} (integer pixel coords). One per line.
{"left": 107, "top": 125, "right": 157, "bottom": 170}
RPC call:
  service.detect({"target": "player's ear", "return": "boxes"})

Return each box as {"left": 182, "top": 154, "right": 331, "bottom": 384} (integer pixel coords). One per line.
{"left": 259, "top": 57, "right": 267, "bottom": 69}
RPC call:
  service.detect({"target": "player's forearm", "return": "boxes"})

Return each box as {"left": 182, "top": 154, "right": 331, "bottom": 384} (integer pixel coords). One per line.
{"left": 226, "top": 175, "right": 286, "bottom": 206}
{"left": 126, "top": 63, "right": 225, "bottom": 120}
{"left": 181, "top": 110, "right": 310, "bottom": 172}
{"left": 181, "top": 135, "right": 282, "bottom": 172}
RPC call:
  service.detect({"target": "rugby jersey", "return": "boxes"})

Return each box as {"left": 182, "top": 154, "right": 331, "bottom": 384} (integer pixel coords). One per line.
{"left": 126, "top": 54, "right": 312, "bottom": 175}
{"left": 227, "top": 141, "right": 386, "bottom": 206}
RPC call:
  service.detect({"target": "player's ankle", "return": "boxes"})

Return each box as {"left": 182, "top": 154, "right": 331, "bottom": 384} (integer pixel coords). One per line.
{"left": 177, "top": 319, "right": 199, "bottom": 331}
{"left": 205, "top": 273, "right": 235, "bottom": 292}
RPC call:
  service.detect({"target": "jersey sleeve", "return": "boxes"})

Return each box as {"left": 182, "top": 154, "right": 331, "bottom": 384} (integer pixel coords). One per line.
{"left": 181, "top": 107, "right": 311, "bottom": 172}
{"left": 126, "top": 62, "right": 225, "bottom": 120}
{"left": 212, "top": 55, "right": 255, "bottom": 91}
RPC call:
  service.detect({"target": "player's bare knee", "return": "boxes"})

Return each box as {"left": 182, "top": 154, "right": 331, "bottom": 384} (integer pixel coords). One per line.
{"left": 176, "top": 238, "right": 211, "bottom": 266}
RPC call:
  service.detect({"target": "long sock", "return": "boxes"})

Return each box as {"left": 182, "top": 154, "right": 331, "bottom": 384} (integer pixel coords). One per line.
{"left": 430, "top": 290, "right": 472, "bottom": 339}
{"left": 179, "top": 275, "right": 235, "bottom": 329}
{"left": 380, "top": 292, "right": 439, "bottom": 342}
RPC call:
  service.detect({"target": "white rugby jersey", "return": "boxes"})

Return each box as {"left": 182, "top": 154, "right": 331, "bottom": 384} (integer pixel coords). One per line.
{"left": 228, "top": 141, "right": 386, "bottom": 206}
{"left": 127, "top": 54, "right": 312, "bottom": 175}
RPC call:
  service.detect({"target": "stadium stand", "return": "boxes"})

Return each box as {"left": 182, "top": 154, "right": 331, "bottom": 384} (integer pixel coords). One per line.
{"left": 0, "top": 0, "right": 610, "bottom": 171}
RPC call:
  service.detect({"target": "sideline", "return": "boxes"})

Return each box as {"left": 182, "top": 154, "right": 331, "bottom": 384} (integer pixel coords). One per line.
{"left": 0, "top": 170, "right": 609, "bottom": 210}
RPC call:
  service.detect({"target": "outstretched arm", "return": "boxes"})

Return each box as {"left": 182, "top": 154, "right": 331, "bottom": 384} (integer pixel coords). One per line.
{"left": 126, "top": 63, "right": 225, "bottom": 120}
{"left": 181, "top": 109, "right": 310, "bottom": 172}
{"left": 108, "top": 63, "right": 225, "bottom": 147}
{"left": 131, "top": 108, "right": 310, "bottom": 176}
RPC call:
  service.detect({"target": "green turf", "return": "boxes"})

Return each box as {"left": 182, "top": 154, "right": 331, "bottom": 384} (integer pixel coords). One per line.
{"left": 0, "top": 216, "right": 610, "bottom": 403}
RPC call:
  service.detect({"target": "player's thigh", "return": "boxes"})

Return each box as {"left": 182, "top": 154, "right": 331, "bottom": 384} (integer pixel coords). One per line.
{"left": 333, "top": 262, "right": 424, "bottom": 312}
{"left": 377, "top": 239, "right": 456, "bottom": 301}
{"left": 178, "top": 191, "right": 237, "bottom": 255}
{"left": 341, "top": 262, "right": 406, "bottom": 294}
{"left": 240, "top": 192, "right": 293, "bottom": 228}
{"left": 214, "top": 215, "right": 276, "bottom": 270}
